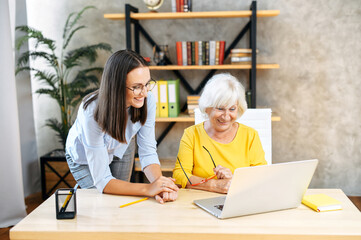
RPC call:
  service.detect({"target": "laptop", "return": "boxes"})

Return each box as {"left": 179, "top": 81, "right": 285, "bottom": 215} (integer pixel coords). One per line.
{"left": 193, "top": 159, "right": 318, "bottom": 219}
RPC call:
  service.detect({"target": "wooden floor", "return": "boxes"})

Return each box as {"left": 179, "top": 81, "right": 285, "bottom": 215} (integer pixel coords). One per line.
{"left": 1, "top": 193, "right": 360, "bottom": 240}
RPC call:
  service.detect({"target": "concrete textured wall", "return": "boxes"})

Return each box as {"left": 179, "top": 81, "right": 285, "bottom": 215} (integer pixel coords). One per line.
{"left": 25, "top": 0, "right": 361, "bottom": 195}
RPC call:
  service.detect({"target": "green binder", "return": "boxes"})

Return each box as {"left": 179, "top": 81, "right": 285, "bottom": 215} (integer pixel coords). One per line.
{"left": 167, "top": 79, "right": 180, "bottom": 117}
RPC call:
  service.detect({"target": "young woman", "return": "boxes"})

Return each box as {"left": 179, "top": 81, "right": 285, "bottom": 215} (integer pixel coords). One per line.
{"left": 66, "top": 49, "right": 178, "bottom": 203}
{"left": 173, "top": 73, "right": 266, "bottom": 193}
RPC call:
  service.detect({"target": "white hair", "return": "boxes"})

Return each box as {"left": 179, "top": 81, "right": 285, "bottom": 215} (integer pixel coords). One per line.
{"left": 198, "top": 73, "right": 248, "bottom": 119}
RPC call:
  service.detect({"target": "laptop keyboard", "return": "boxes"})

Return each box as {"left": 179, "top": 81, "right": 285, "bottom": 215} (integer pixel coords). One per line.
{"left": 214, "top": 204, "right": 224, "bottom": 211}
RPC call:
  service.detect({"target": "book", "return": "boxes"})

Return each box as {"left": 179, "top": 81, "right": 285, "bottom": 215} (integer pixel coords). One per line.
{"left": 302, "top": 194, "right": 342, "bottom": 212}
{"left": 187, "top": 95, "right": 200, "bottom": 116}
{"left": 191, "top": 41, "right": 195, "bottom": 65}
{"left": 187, "top": 41, "right": 192, "bottom": 65}
{"left": 231, "top": 48, "right": 259, "bottom": 54}
{"left": 183, "top": 0, "right": 189, "bottom": 12}
{"left": 205, "top": 41, "right": 209, "bottom": 65}
{"left": 209, "top": 40, "right": 216, "bottom": 65}
{"left": 215, "top": 41, "right": 220, "bottom": 65}
{"left": 176, "top": 41, "right": 182, "bottom": 66}
{"left": 198, "top": 41, "right": 203, "bottom": 65}
{"left": 176, "top": 0, "right": 180, "bottom": 12}
{"left": 188, "top": 0, "right": 192, "bottom": 12}
{"left": 187, "top": 95, "right": 200, "bottom": 100}
{"left": 231, "top": 56, "right": 252, "bottom": 62}
{"left": 202, "top": 41, "right": 207, "bottom": 65}
{"left": 231, "top": 52, "right": 252, "bottom": 57}
{"left": 194, "top": 41, "right": 199, "bottom": 65}
{"left": 171, "top": 0, "right": 177, "bottom": 12}
{"left": 219, "top": 41, "right": 225, "bottom": 65}
{"left": 182, "top": 41, "right": 187, "bottom": 66}
{"left": 180, "top": 0, "right": 184, "bottom": 12}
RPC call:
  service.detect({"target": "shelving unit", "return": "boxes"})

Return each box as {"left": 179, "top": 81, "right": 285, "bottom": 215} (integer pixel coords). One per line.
{"left": 104, "top": 2, "right": 279, "bottom": 109}
{"left": 104, "top": 2, "right": 279, "bottom": 175}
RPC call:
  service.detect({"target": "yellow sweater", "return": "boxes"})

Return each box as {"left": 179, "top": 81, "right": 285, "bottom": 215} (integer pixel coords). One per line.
{"left": 173, "top": 122, "right": 267, "bottom": 188}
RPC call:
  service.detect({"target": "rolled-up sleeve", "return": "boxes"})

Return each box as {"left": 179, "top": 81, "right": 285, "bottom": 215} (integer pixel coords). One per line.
{"left": 137, "top": 92, "right": 160, "bottom": 170}
{"left": 80, "top": 108, "right": 114, "bottom": 193}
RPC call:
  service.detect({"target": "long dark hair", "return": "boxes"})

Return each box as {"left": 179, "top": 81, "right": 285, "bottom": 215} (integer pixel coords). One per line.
{"left": 83, "top": 49, "right": 149, "bottom": 143}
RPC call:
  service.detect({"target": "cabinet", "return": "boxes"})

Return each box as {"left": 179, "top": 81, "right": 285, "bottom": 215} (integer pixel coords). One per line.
{"left": 104, "top": 1, "right": 280, "bottom": 175}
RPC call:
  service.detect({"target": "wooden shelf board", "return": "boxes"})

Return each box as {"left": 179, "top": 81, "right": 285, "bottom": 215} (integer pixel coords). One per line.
{"left": 149, "top": 64, "right": 279, "bottom": 70}
{"left": 156, "top": 114, "right": 281, "bottom": 123}
{"left": 156, "top": 113, "right": 194, "bottom": 122}
{"left": 271, "top": 116, "right": 281, "bottom": 122}
{"left": 135, "top": 158, "right": 175, "bottom": 172}
{"left": 104, "top": 10, "right": 280, "bottom": 20}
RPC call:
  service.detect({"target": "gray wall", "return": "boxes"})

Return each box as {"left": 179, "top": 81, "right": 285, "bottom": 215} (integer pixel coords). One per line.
{"left": 25, "top": 0, "right": 361, "bottom": 195}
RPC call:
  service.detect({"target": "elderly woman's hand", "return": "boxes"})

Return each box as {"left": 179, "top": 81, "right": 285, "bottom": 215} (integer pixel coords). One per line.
{"left": 213, "top": 165, "right": 233, "bottom": 179}
{"left": 210, "top": 178, "right": 232, "bottom": 194}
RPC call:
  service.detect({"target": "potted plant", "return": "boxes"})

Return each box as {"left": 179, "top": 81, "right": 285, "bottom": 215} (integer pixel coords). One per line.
{"left": 15, "top": 6, "right": 112, "bottom": 199}
{"left": 16, "top": 6, "right": 112, "bottom": 150}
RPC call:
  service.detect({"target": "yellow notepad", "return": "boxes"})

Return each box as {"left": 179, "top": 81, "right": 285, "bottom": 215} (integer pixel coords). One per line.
{"left": 302, "top": 194, "right": 342, "bottom": 212}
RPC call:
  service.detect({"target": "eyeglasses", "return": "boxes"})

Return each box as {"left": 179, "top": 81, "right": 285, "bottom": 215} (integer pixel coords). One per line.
{"left": 177, "top": 146, "right": 217, "bottom": 186}
{"left": 126, "top": 79, "right": 156, "bottom": 95}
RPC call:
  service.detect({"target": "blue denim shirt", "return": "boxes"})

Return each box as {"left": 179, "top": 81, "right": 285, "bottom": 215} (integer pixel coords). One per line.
{"left": 65, "top": 91, "right": 159, "bottom": 192}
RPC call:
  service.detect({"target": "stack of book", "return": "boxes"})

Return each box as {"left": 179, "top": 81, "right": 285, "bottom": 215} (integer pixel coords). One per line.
{"left": 230, "top": 48, "right": 258, "bottom": 64}
{"left": 187, "top": 95, "right": 200, "bottom": 117}
{"left": 172, "top": 0, "right": 192, "bottom": 12}
{"left": 176, "top": 41, "right": 226, "bottom": 66}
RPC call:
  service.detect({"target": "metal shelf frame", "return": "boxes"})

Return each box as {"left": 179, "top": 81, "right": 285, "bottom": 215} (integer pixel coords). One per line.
{"left": 125, "top": 1, "right": 258, "bottom": 146}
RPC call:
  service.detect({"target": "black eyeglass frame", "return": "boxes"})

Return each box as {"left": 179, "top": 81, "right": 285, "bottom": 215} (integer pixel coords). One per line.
{"left": 126, "top": 79, "right": 157, "bottom": 95}
{"left": 177, "top": 146, "right": 217, "bottom": 186}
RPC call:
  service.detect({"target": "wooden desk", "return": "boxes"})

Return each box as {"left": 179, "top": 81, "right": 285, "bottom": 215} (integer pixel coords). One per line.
{"left": 10, "top": 189, "right": 361, "bottom": 240}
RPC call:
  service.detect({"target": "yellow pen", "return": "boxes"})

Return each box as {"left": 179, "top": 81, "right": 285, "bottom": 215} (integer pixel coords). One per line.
{"left": 60, "top": 184, "right": 79, "bottom": 213}
{"left": 119, "top": 197, "right": 149, "bottom": 208}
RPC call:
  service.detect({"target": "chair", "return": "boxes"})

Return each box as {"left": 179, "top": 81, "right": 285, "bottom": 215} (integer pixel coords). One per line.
{"left": 194, "top": 108, "right": 272, "bottom": 164}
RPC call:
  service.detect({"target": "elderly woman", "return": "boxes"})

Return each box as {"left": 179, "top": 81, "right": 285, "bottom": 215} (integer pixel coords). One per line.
{"left": 173, "top": 73, "right": 267, "bottom": 193}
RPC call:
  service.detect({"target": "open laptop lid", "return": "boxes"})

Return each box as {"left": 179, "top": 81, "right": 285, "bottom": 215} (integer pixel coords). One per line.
{"left": 219, "top": 159, "right": 318, "bottom": 219}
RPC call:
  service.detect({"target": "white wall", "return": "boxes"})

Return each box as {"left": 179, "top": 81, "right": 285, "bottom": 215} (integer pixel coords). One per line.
{"left": 16, "top": 0, "right": 40, "bottom": 197}
{"left": 0, "top": 0, "right": 27, "bottom": 227}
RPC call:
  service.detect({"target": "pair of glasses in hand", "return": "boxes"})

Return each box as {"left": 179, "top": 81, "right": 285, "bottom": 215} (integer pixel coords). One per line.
{"left": 177, "top": 146, "right": 216, "bottom": 186}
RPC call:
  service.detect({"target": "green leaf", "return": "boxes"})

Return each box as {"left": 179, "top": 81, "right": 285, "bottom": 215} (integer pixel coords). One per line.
{"left": 34, "top": 71, "right": 58, "bottom": 89}
{"left": 63, "top": 43, "right": 112, "bottom": 68}
{"left": 63, "top": 6, "right": 95, "bottom": 39}
{"left": 17, "top": 51, "right": 58, "bottom": 68}
{"left": 62, "top": 12, "right": 76, "bottom": 39}
{"left": 45, "top": 118, "right": 68, "bottom": 148}
{"left": 63, "top": 25, "right": 86, "bottom": 50}
{"left": 15, "top": 66, "right": 39, "bottom": 75}
{"left": 15, "top": 25, "right": 56, "bottom": 51}
{"left": 35, "top": 88, "right": 61, "bottom": 105}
